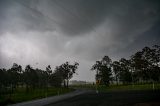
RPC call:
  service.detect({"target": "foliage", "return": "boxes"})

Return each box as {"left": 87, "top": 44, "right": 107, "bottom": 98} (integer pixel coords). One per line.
{"left": 91, "top": 56, "right": 112, "bottom": 86}
{"left": 91, "top": 45, "right": 160, "bottom": 86}
{"left": 0, "top": 61, "right": 79, "bottom": 103}
{"left": 54, "top": 62, "right": 79, "bottom": 87}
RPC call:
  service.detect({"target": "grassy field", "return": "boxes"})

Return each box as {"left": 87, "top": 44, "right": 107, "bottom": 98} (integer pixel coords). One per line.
{"left": 0, "top": 87, "right": 74, "bottom": 105}
{"left": 71, "top": 83, "right": 160, "bottom": 91}
{"left": 98, "top": 83, "right": 160, "bottom": 92}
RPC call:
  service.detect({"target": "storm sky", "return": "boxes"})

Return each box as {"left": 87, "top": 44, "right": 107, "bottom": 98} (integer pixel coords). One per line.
{"left": 0, "top": 0, "right": 160, "bottom": 81}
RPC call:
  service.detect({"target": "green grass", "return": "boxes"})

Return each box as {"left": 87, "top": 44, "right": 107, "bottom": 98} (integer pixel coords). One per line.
{"left": 96, "top": 83, "right": 160, "bottom": 92}
{"left": 70, "top": 83, "right": 160, "bottom": 92}
{"left": 0, "top": 87, "right": 74, "bottom": 105}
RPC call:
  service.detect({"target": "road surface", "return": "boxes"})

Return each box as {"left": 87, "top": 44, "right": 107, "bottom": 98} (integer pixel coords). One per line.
{"left": 9, "top": 89, "right": 160, "bottom": 106}
{"left": 46, "top": 90, "right": 160, "bottom": 106}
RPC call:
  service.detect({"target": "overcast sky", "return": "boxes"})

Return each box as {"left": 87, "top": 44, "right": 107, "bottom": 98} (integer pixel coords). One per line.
{"left": 0, "top": 0, "right": 160, "bottom": 81}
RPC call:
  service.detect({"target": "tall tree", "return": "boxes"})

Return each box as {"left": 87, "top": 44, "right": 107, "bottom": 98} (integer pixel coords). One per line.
{"left": 130, "top": 45, "right": 160, "bottom": 83}
{"left": 46, "top": 65, "right": 52, "bottom": 87}
{"left": 50, "top": 66, "right": 64, "bottom": 87}
{"left": 141, "top": 46, "right": 160, "bottom": 82}
{"left": 24, "top": 65, "right": 39, "bottom": 91}
{"left": 55, "top": 62, "right": 79, "bottom": 87}
{"left": 112, "top": 61, "right": 121, "bottom": 85}
{"left": 119, "top": 58, "right": 132, "bottom": 84}
{"left": 131, "top": 51, "right": 146, "bottom": 83}
{"left": 91, "top": 56, "right": 112, "bottom": 86}
{"left": 0, "top": 68, "right": 8, "bottom": 94}
{"left": 7, "top": 63, "right": 22, "bottom": 93}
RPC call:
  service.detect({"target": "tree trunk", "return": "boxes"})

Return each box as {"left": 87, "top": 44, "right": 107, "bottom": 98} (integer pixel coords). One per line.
{"left": 63, "top": 80, "right": 66, "bottom": 87}
{"left": 116, "top": 76, "right": 118, "bottom": 85}
{"left": 26, "top": 84, "right": 29, "bottom": 93}
{"left": 11, "top": 84, "right": 14, "bottom": 94}
{"left": 67, "top": 79, "right": 69, "bottom": 88}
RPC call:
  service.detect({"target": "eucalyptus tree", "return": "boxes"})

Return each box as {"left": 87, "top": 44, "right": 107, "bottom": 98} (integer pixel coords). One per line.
{"left": 91, "top": 56, "right": 112, "bottom": 86}
{"left": 130, "top": 51, "right": 147, "bottom": 83}
{"left": 50, "top": 66, "right": 64, "bottom": 87}
{"left": 46, "top": 65, "right": 52, "bottom": 87}
{"left": 119, "top": 58, "right": 132, "bottom": 84}
{"left": 0, "top": 68, "right": 8, "bottom": 94}
{"left": 152, "top": 45, "right": 160, "bottom": 82}
{"left": 112, "top": 61, "right": 121, "bottom": 85}
{"left": 130, "top": 45, "right": 160, "bottom": 84}
{"left": 55, "top": 62, "right": 79, "bottom": 87}
{"left": 141, "top": 46, "right": 160, "bottom": 82}
{"left": 24, "top": 65, "right": 39, "bottom": 91}
{"left": 6, "top": 63, "right": 22, "bottom": 93}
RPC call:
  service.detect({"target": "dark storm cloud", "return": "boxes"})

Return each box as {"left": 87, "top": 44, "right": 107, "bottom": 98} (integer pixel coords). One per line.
{"left": 0, "top": 0, "right": 56, "bottom": 35}
{"left": 1, "top": 0, "right": 159, "bottom": 36}
{"left": 0, "top": 0, "right": 110, "bottom": 36}
{"left": 0, "top": 0, "right": 160, "bottom": 81}
{"left": 21, "top": 0, "right": 110, "bottom": 36}
{"left": 51, "top": 0, "right": 109, "bottom": 35}
{"left": 66, "top": 0, "right": 160, "bottom": 60}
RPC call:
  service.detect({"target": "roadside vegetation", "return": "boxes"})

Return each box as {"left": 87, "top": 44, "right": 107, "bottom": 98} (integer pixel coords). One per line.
{"left": 98, "top": 83, "right": 160, "bottom": 92}
{"left": 91, "top": 45, "right": 160, "bottom": 87}
{"left": 71, "top": 83, "right": 160, "bottom": 92}
{"left": 0, "top": 62, "right": 78, "bottom": 105}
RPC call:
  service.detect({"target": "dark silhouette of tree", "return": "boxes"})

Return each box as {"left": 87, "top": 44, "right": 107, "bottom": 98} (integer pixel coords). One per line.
{"left": 112, "top": 61, "right": 121, "bottom": 85}
{"left": 119, "top": 58, "right": 132, "bottom": 84}
{"left": 7, "top": 63, "right": 22, "bottom": 93}
{"left": 0, "top": 61, "right": 79, "bottom": 101}
{"left": 91, "top": 56, "right": 112, "bottom": 86}
{"left": 54, "top": 62, "right": 79, "bottom": 87}
{"left": 0, "top": 68, "right": 8, "bottom": 94}
{"left": 141, "top": 46, "right": 160, "bottom": 82}
{"left": 24, "top": 65, "right": 39, "bottom": 91}
{"left": 66, "top": 62, "right": 79, "bottom": 87}
{"left": 36, "top": 68, "right": 48, "bottom": 88}
{"left": 131, "top": 51, "right": 145, "bottom": 83}
{"left": 131, "top": 46, "right": 160, "bottom": 83}
{"left": 46, "top": 65, "right": 52, "bottom": 88}
{"left": 0, "top": 44, "right": 160, "bottom": 98}
{"left": 50, "top": 66, "right": 64, "bottom": 87}
{"left": 46, "top": 65, "right": 52, "bottom": 75}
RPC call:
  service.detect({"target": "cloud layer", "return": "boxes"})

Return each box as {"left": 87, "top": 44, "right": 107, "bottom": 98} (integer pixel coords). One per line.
{"left": 0, "top": 0, "right": 160, "bottom": 81}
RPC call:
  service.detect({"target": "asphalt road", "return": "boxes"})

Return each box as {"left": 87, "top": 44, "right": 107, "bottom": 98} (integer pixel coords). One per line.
{"left": 46, "top": 90, "right": 160, "bottom": 106}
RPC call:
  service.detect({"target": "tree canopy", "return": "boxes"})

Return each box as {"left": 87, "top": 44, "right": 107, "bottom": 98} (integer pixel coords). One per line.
{"left": 91, "top": 45, "right": 160, "bottom": 86}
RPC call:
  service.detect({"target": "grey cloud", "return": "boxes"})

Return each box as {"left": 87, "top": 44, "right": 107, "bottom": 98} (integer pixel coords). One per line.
{"left": 0, "top": 0, "right": 160, "bottom": 81}
{"left": 64, "top": 0, "right": 160, "bottom": 61}
{"left": 1, "top": 0, "right": 159, "bottom": 36}
{"left": 0, "top": 0, "right": 56, "bottom": 35}
{"left": 0, "top": 0, "right": 109, "bottom": 36}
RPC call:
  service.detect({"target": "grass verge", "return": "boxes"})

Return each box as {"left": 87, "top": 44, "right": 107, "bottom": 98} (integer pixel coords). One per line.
{"left": 97, "top": 83, "right": 160, "bottom": 92}
{"left": 71, "top": 83, "right": 160, "bottom": 92}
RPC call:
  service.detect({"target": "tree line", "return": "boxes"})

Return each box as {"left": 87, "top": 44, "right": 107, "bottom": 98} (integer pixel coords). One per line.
{"left": 91, "top": 45, "right": 160, "bottom": 86}
{"left": 0, "top": 44, "right": 160, "bottom": 94}
{"left": 0, "top": 61, "right": 79, "bottom": 94}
